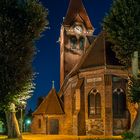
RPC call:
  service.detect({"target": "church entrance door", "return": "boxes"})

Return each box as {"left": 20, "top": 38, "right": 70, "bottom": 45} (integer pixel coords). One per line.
{"left": 49, "top": 119, "right": 59, "bottom": 134}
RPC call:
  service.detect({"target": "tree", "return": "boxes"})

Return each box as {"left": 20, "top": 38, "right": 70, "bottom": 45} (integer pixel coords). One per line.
{"left": 103, "top": 0, "right": 140, "bottom": 137}
{"left": 0, "top": 111, "right": 7, "bottom": 134}
{"left": 0, "top": 0, "right": 48, "bottom": 138}
{"left": 128, "top": 76, "right": 140, "bottom": 137}
{"left": 103, "top": 0, "right": 140, "bottom": 67}
{"left": 37, "top": 96, "right": 44, "bottom": 107}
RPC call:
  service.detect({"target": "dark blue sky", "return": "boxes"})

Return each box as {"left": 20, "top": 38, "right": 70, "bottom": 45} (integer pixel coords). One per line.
{"left": 27, "top": 0, "right": 112, "bottom": 111}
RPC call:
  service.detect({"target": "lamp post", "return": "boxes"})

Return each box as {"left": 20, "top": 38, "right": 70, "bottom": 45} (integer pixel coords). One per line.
{"left": 19, "top": 101, "right": 26, "bottom": 134}
{"left": 20, "top": 108, "right": 23, "bottom": 133}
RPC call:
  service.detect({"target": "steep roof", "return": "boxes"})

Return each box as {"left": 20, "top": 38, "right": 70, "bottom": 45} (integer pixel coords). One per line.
{"left": 68, "top": 32, "right": 123, "bottom": 76}
{"left": 59, "top": 32, "right": 124, "bottom": 98}
{"left": 33, "top": 88, "right": 64, "bottom": 115}
{"left": 80, "top": 32, "right": 121, "bottom": 69}
{"left": 63, "top": 0, "right": 94, "bottom": 30}
{"left": 59, "top": 32, "right": 127, "bottom": 99}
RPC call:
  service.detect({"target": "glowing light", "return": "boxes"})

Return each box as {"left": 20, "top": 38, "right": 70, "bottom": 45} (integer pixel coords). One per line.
{"left": 26, "top": 119, "right": 31, "bottom": 125}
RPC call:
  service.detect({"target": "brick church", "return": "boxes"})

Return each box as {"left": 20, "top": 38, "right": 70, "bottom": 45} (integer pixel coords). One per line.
{"left": 31, "top": 0, "right": 136, "bottom": 136}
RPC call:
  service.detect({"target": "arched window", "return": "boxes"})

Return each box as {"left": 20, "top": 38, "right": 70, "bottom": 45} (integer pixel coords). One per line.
{"left": 113, "top": 91, "right": 118, "bottom": 115}
{"left": 113, "top": 88, "right": 126, "bottom": 118}
{"left": 119, "top": 92, "right": 126, "bottom": 114}
{"left": 38, "top": 119, "right": 41, "bottom": 128}
{"left": 70, "top": 36, "right": 77, "bottom": 49}
{"left": 88, "top": 93, "right": 95, "bottom": 115}
{"left": 79, "top": 37, "right": 85, "bottom": 50}
{"left": 95, "top": 93, "right": 101, "bottom": 115}
{"left": 88, "top": 89, "right": 101, "bottom": 118}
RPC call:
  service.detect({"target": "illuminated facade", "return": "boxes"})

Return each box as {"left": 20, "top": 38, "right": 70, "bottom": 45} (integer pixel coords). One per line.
{"left": 31, "top": 0, "right": 136, "bottom": 136}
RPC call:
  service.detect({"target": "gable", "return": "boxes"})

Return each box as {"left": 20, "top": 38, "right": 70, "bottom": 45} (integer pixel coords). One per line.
{"left": 33, "top": 88, "right": 64, "bottom": 115}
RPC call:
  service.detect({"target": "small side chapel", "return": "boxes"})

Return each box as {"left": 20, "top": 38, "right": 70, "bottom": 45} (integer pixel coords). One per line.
{"left": 31, "top": 0, "right": 136, "bottom": 136}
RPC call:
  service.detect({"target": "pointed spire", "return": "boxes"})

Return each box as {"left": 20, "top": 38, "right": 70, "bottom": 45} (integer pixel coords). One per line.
{"left": 63, "top": 0, "right": 94, "bottom": 30}
{"left": 33, "top": 86, "right": 64, "bottom": 115}
{"left": 52, "top": 80, "right": 55, "bottom": 89}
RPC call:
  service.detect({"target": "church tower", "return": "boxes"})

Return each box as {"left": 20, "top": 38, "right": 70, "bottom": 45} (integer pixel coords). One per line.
{"left": 60, "top": 0, "right": 94, "bottom": 87}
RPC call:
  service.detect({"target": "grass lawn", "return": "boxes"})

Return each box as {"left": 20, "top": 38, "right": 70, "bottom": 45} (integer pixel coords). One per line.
{"left": 0, "top": 134, "right": 122, "bottom": 140}
{"left": 0, "top": 135, "right": 18, "bottom": 140}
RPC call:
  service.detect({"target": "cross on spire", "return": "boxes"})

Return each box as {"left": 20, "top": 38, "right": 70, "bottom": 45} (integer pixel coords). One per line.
{"left": 52, "top": 80, "right": 55, "bottom": 89}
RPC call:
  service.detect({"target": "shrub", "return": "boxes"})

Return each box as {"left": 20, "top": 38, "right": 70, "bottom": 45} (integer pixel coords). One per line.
{"left": 121, "top": 131, "right": 136, "bottom": 140}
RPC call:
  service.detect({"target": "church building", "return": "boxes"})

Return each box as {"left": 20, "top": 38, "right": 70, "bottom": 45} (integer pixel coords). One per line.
{"left": 31, "top": 0, "right": 136, "bottom": 136}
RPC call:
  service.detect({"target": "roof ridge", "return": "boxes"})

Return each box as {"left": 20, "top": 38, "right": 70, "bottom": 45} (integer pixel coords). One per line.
{"left": 33, "top": 93, "right": 49, "bottom": 115}
{"left": 51, "top": 89, "right": 64, "bottom": 114}
{"left": 56, "top": 93, "right": 64, "bottom": 112}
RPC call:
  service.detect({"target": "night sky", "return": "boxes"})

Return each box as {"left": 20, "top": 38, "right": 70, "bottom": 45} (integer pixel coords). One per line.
{"left": 27, "top": 0, "right": 113, "bottom": 111}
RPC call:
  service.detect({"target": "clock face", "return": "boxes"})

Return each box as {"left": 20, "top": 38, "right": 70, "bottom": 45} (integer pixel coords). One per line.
{"left": 74, "top": 25, "right": 83, "bottom": 34}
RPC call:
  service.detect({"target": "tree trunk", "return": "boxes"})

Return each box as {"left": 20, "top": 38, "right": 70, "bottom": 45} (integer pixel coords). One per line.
{"left": 131, "top": 51, "right": 140, "bottom": 138}
{"left": 132, "top": 51, "right": 139, "bottom": 78}
{"left": 131, "top": 103, "right": 140, "bottom": 138}
{"left": 5, "top": 104, "right": 22, "bottom": 139}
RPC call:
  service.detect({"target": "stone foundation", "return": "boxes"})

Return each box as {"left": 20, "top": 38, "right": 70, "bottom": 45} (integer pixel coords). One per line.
{"left": 86, "top": 119, "right": 104, "bottom": 135}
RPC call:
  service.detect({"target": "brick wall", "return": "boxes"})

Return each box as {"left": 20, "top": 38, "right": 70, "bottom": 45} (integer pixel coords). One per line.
{"left": 78, "top": 82, "right": 86, "bottom": 135}
{"left": 31, "top": 115, "right": 46, "bottom": 134}
{"left": 104, "top": 74, "right": 113, "bottom": 135}
{"left": 84, "top": 73, "right": 105, "bottom": 135}
{"left": 63, "top": 84, "right": 73, "bottom": 134}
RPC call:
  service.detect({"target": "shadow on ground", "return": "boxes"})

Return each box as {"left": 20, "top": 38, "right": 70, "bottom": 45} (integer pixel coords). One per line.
{"left": 0, "top": 133, "right": 122, "bottom": 140}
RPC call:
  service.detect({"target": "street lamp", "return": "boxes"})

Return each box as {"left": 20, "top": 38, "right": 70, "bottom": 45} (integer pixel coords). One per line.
{"left": 25, "top": 118, "right": 31, "bottom": 132}
{"left": 26, "top": 119, "right": 31, "bottom": 125}
{"left": 19, "top": 101, "right": 26, "bottom": 133}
